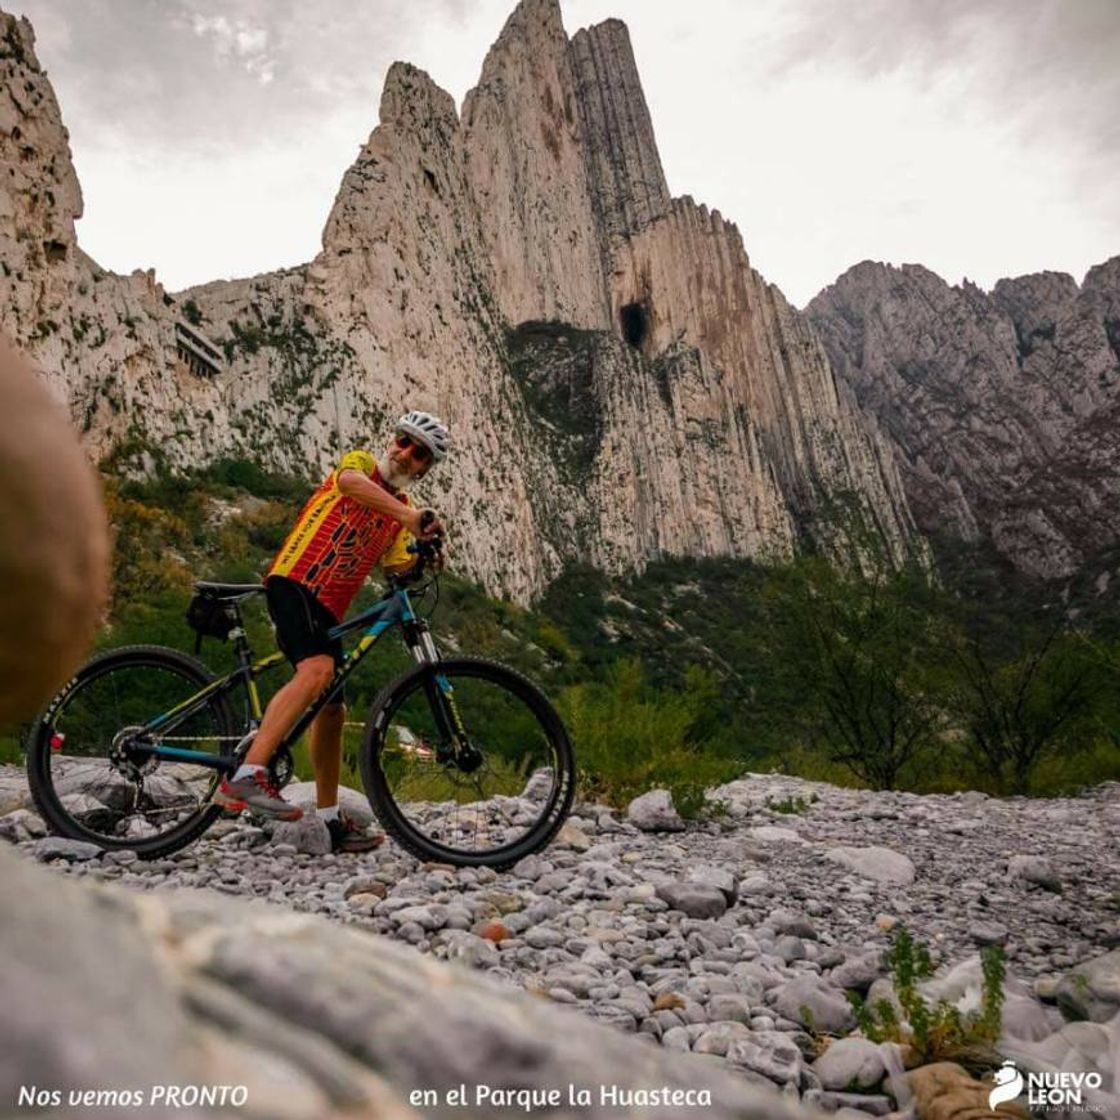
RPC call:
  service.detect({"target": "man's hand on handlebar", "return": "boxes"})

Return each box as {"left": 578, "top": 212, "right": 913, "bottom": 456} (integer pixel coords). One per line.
{"left": 406, "top": 506, "right": 443, "bottom": 540}
{"left": 404, "top": 530, "right": 445, "bottom": 581}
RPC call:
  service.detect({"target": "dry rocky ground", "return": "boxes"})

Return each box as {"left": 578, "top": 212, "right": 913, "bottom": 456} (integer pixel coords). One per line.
{"left": 2, "top": 765, "right": 1118, "bottom": 1118}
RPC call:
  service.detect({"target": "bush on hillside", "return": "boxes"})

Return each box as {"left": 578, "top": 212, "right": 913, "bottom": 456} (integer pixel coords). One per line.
{"left": 558, "top": 659, "right": 741, "bottom": 814}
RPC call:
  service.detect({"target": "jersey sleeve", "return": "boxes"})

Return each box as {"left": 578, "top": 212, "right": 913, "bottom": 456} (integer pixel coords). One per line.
{"left": 335, "top": 449, "right": 377, "bottom": 483}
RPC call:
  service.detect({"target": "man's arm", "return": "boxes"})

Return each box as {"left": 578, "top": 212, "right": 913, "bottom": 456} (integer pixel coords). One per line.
{"left": 337, "top": 468, "right": 441, "bottom": 538}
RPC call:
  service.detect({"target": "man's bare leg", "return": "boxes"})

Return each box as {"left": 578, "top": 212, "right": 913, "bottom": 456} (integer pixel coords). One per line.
{"left": 215, "top": 654, "right": 337, "bottom": 818}
{"left": 310, "top": 701, "right": 346, "bottom": 809}
{"left": 244, "top": 654, "right": 334, "bottom": 767}
{"left": 309, "top": 698, "right": 384, "bottom": 851}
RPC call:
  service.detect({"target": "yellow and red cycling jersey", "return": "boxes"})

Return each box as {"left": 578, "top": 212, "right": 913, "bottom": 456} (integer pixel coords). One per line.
{"left": 267, "top": 450, "right": 414, "bottom": 621}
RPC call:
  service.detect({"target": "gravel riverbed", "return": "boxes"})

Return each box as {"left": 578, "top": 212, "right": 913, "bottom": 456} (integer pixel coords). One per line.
{"left": 4, "top": 767, "right": 1119, "bottom": 1116}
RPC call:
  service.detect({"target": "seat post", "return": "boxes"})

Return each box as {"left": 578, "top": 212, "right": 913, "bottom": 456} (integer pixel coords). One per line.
{"left": 229, "top": 604, "right": 253, "bottom": 666}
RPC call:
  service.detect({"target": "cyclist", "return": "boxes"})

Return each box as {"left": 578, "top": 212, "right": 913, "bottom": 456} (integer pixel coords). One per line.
{"left": 214, "top": 410, "right": 449, "bottom": 852}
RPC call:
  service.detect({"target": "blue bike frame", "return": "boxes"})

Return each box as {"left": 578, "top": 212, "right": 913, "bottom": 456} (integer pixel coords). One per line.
{"left": 136, "top": 583, "right": 447, "bottom": 773}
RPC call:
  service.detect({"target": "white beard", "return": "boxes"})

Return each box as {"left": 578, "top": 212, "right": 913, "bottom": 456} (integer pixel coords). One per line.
{"left": 378, "top": 454, "right": 412, "bottom": 492}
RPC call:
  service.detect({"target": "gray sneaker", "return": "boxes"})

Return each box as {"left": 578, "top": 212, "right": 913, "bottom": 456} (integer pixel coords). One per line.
{"left": 214, "top": 770, "right": 303, "bottom": 820}
{"left": 327, "top": 813, "right": 385, "bottom": 854}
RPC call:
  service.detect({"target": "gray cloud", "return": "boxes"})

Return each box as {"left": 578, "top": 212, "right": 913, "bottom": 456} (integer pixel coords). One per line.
{"left": 769, "top": 0, "right": 1120, "bottom": 188}
{"left": 13, "top": 0, "right": 474, "bottom": 148}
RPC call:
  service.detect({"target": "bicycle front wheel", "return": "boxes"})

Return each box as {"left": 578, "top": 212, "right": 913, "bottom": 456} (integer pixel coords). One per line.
{"left": 27, "top": 645, "right": 241, "bottom": 857}
{"left": 361, "top": 657, "right": 575, "bottom": 869}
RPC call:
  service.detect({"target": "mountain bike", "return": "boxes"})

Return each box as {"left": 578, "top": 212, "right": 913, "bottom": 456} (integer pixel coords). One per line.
{"left": 26, "top": 539, "right": 575, "bottom": 868}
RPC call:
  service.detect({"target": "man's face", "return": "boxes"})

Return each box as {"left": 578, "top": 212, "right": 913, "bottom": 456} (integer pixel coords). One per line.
{"left": 382, "top": 431, "right": 433, "bottom": 488}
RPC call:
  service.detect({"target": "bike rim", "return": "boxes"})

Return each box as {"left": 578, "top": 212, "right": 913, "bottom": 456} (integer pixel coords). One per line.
{"left": 373, "top": 666, "right": 570, "bottom": 860}
{"left": 40, "top": 659, "right": 235, "bottom": 845}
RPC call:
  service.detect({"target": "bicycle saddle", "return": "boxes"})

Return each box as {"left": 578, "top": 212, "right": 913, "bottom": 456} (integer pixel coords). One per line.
{"left": 193, "top": 580, "right": 265, "bottom": 599}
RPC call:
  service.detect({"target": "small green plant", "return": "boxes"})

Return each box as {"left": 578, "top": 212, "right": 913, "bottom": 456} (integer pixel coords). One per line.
{"left": 847, "top": 926, "right": 1006, "bottom": 1068}
{"left": 766, "top": 794, "right": 811, "bottom": 814}
{"left": 674, "top": 783, "right": 730, "bottom": 821}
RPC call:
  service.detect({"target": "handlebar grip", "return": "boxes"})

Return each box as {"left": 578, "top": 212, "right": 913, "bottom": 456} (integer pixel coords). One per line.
{"left": 420, "top": 509, "right": 436, "bottom": 530}
{"left": 405, "top": 533, "right": 443, "bottom": 556}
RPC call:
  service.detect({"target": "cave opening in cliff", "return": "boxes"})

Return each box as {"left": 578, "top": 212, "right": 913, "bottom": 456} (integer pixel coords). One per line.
{"left": 620, "top": 302, "right": 648, "bottom": 350}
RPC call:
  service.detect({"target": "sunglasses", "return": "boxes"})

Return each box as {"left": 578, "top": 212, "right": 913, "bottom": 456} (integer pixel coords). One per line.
{"left": 394, "top": 432, "right": 433, "bottom": 464}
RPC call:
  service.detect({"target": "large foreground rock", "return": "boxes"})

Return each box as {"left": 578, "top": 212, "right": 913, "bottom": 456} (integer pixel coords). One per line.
{"left": 0, "top": 844, "right": 815, "bottom": 1118}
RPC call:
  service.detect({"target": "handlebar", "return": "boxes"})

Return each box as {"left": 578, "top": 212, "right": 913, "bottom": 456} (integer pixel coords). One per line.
{"left": 400, "top": 525, "right": 443, "bottom": 585}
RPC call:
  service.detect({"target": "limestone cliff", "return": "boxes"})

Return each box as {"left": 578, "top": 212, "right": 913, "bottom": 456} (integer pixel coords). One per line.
{"left": 807, "top": 258, "right": 1120, "bottom": 581}
{"left": 0, "top": 2, "right": 917, "bottom": 601}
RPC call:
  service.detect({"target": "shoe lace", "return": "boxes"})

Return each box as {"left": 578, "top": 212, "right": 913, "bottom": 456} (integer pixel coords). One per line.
{"left": 252, "top": 770, "right": 283, "bottom": 799}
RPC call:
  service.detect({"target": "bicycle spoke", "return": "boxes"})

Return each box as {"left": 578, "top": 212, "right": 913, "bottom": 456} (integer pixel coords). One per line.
{"left": 367, "top": 660, "right": 573, "bottom": 864}
{"left": 34, "top": 652, "right": 237, "bottom": 849}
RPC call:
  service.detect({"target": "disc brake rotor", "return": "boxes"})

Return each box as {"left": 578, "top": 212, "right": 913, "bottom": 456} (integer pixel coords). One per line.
{"left": 110, "top": 725, "right": 160, "bottom": 779}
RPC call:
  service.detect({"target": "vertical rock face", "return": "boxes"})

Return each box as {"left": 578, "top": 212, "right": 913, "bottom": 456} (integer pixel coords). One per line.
{"left": 462, "top": 0, "right": 609, "bottom": 328}
{"left": 807, "top": 258, "right": 1120, "bottom": 579}
{"left": 609, "top": 199, "right": 912, "bottom": 556}
{"left": 0, "top": 0, "right": 918, "bottom": 602}
{"left": 0, "top": 13, "right": 231, "bottom": 467}
{"left": 0, "top": 16, "right": 81, "bottom": 323}
{"left": 569, "top": 19, "right": 672, "bottom": 240}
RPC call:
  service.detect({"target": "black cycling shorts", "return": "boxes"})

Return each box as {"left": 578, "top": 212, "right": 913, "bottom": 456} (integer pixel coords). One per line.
{"left": 265, "top": 575, "right": 346, "bottom": 704}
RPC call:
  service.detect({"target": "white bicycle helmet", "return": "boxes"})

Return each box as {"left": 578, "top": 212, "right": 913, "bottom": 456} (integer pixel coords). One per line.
{"left": 396, "top": 410, "right": 451, "bottom": 461}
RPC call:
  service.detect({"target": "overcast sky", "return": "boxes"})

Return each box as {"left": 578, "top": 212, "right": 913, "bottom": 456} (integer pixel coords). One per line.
{"left": 11, "top": 0, "right": 1119, "bottom": 307}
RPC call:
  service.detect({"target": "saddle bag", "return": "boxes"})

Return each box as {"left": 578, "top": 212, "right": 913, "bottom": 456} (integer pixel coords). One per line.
{"left": 186, "top": 591, "right": 239, "bottom": 653}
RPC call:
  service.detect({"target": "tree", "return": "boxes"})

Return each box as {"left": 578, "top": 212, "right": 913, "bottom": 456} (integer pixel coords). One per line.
{"left": 945, "top": 619, "right": 1109, "bottom": 794}
{"left": 763, "top": 550, "right": 948, "bottom": 790}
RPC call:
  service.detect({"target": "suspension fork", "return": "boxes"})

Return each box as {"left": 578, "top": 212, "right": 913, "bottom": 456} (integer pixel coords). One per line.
{"left": 402, "top": 620, "right": 466, "bottom": 744}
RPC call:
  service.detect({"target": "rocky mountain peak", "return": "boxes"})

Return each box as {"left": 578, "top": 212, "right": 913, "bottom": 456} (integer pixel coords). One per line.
{"left": 570, "top": 18, "right": 671, "bottom": 240}
{"left": 1084, "top": 254, "right": 1120, "bottom": 294}
{"left": 2, "top": 2, "right": 918, "bottom": 600}
{"left": 0, "top": 14, "right": 81, "bottom": 243}
{"left": 378, "top": 61, "right": 458, "bottom": 133}
{"left": 991, "top": 270, "right": 1079, "bottom": 355}
{"left": 496, "top": 0, "right": 568, "bottom": 45}
{"left": 809, "top": 256, "right": 1120, "bottom": 582}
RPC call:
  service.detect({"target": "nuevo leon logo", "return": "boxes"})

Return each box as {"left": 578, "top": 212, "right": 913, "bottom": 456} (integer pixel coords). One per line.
{"left": 989, "top": 1058, "right": 1104, "bottom": 1112}
{"left": 989, "top": 1060, "right": 1025, "bottom": 1110}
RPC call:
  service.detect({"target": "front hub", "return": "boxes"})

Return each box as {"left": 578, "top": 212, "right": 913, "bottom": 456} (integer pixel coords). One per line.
{"left": 454, "top": 740, "right": 484, "bottom": 773}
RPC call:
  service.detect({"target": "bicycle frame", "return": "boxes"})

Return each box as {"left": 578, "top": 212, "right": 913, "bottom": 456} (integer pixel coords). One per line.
{"left": 134, "top": 583, "right": 445, "bottom": 773}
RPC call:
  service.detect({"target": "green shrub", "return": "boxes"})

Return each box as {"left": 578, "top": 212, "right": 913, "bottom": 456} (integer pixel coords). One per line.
{"left": 848, "top": 926, "right": 1006, "bottom": 1070}
{"left": 558, "top": 659, "right": 740, "bottom": 812}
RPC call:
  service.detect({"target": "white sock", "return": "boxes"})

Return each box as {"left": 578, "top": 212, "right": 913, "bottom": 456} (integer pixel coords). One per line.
{"left": 233, "top": 764, "right": 265, "bottom": 782}
{"left": 317, "top": 804, "right": 340, "bottom": 822}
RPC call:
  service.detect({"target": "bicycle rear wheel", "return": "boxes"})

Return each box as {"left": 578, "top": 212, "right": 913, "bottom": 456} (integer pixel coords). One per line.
{"left": 360, "top": 657, "right": 575, "bottom": 869}
{"left": 27, "top": 645, "right": 240, "bottom": 857}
